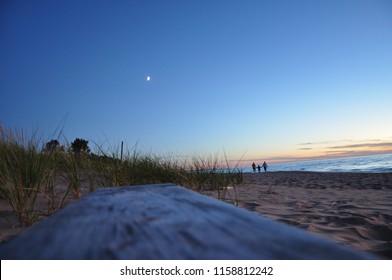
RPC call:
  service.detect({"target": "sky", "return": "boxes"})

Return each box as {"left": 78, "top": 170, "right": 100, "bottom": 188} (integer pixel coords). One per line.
{"left": 1, "top": 0, "right": 392, "bottom": 165}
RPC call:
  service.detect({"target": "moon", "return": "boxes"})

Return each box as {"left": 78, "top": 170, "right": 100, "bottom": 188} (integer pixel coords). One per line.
{"left": 146, "top": 76, "right": 151, "bottom": 81}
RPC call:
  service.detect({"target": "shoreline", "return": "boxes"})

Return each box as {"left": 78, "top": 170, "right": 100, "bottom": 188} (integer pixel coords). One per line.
{"left": 242, "top": 153, "right": 392, "bottom": 173}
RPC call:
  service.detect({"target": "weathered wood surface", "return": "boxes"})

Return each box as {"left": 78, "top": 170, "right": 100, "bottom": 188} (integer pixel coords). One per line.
{"left": 0, "top": 184, "right": 375, "bottom": 259}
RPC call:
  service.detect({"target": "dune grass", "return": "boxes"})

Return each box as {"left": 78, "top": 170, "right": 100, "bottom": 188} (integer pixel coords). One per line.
{"left": 0, "top": 126, "right": 55, "bottom": 226}
{"left": 0, "top": 125, "right": 243, "bottom": 227}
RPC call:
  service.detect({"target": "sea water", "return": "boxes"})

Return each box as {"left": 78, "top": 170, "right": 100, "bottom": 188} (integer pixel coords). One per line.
{"left": 247, "top": 153, "right": 392, "bottom": 173}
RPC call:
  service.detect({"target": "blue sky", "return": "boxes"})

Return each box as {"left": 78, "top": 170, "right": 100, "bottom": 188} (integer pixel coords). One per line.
{"left": 1, "top": 0, "right": 392, "bottom": 164}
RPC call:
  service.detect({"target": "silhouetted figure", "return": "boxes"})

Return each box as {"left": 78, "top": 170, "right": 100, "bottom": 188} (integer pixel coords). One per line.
{"left": 257, "top": 165, "right": 261, "bottom": 172}
{"left": 262, "top": 161, "right": 268, "bottom": 172}
{"left": 252, "top": 162, "right": 256, "bottom": 172}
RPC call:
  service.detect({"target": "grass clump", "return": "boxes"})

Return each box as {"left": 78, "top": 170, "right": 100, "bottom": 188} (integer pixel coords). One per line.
{"left": 184, "top": 154, "right": 243, "bottom": 204}
{"left": 0, "top": 126, "right": 55, "bottom": 226}
{"left": 0, "top": 124, "right": 244, "bottom": 228}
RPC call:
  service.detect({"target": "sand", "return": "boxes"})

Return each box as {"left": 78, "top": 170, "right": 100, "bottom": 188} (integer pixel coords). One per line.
{"left": 0, "top": 176, "right": 91, "bottom": 243}
{"left": 204, "top": 172, "right": 392, "bottom": 259}
{"left": 1, "top": 171, "right": 392, "bottom": 259}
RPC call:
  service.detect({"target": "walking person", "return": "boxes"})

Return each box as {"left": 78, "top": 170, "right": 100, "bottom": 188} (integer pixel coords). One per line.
{"left": 257, "top": 164, "right": 261, "bottom": 172}
{"left": 262, "top": 161, "right": 268, "bottom": 172}
{"left": 252, "top": 162, "right": 256, "bottom": 173}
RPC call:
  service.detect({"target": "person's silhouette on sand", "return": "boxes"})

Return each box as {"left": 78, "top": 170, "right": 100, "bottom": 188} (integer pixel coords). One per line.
{"left": 252, "top": 162, "right": 256, "bottom": 172}
{"left": 262, "top": 161, "right": 268, "bottom": 172}
{"left": 257, "top": 165, "right": 261, "bottom": 172}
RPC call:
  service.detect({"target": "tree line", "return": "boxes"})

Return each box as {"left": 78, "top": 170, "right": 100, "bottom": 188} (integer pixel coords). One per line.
{"left": 43, "top": 138, "right": 91, "bottom": 155}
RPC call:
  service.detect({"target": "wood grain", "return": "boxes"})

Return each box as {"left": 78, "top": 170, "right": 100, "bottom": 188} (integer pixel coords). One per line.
{"left": 0, "top": 184, "right": 375, "bottom": 259}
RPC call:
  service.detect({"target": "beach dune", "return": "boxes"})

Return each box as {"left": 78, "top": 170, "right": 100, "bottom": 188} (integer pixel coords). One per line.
{"left": 206, "top": 172, "right": 392, "bottom": 259}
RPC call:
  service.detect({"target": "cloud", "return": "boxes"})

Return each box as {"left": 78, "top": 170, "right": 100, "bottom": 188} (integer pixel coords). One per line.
{"left": 240, "top": 139, "right": 392, "bottom": 166}
{"left": 298, "top": 139, "right": 353, "bottom": 146}
{"left": 298, "top": 139, "right": 392, "bottom": 150}
{"left": 322, "top": 149, "right": 392, "bottom": 159}
{"left": 290, "top": 139, "right": 392, "bottom": 163}
{"left": 328, "top": 141, "right": 392, "bottom": 149}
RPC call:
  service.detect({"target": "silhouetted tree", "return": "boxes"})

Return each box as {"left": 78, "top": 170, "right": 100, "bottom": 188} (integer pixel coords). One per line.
{"left": 43, "top": 139, "right": 64, "bottom": 153}
{"left": 70, "top": 138, "right": 90, "bottom": 155}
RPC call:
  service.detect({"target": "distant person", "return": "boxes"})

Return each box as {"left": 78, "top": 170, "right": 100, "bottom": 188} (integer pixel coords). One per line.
{"left": 257, "top": 165, "right": 261, "bottom": 172}
{"left": 262, "top": 161, "right": 268, "bottom": 172}
{"left": 252, "top": 162, "right": 256, "bottom": 172}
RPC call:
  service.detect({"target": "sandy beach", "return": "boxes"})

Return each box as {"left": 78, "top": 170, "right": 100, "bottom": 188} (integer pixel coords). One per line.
{"left": 1, "top": 171, "right": 392, "bottom": 259}
{"left": 205, "top": 172, "right": 392, "bottom": 259}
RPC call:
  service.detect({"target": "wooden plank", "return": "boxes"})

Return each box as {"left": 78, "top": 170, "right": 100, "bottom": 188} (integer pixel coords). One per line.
{"left": 0, "top": 184, "right": 375, "bottom": 259}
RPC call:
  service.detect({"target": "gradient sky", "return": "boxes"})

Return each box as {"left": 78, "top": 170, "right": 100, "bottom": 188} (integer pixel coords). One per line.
{"left": 1, "top": 0, "right": 392, "bottom": 164}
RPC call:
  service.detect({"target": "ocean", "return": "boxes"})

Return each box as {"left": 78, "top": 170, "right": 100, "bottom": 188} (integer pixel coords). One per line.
{"left": 246, "top": 153, "right": 392, "bottom": 173}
